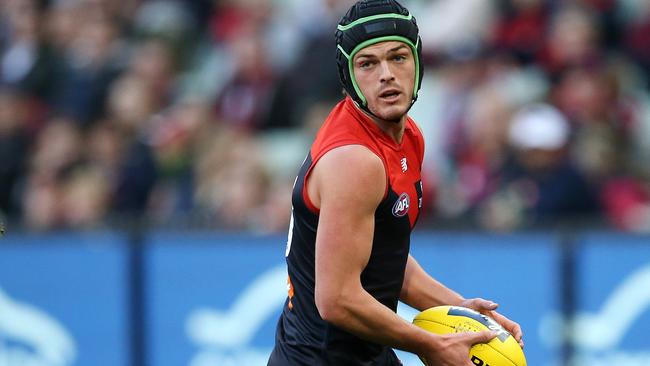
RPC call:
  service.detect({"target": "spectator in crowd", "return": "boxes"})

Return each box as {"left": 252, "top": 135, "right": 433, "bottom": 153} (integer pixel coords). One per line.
{"left": 539, "top": 4, "right": 602, "bottom": 76}
{"left": 104, "top": 73, "right": 158, "bottom": 216}
{"left": 0, "top": 0, "right": 58, "bottom": 99}
{"left": 213, "top": 28, "right": 274, "bottom": 130}
{"left": 0, "top": 89, "right": 29, "bottom": 218}
{"left": 58, "top": 164, "right": 110, "bottom": 229}
{"left": 478, "top": 104, "right": 599, "bottom": 230}
{"left": 22, "top": 117, "right": 83, "bottom": 230}
{"left": 147, "top": 98, "right": 212, "bottom": 219}
{"left": 492, "top": 0, "right": 549, "bottom": 64}
{"left": 53, "top": 10, "right": 122, "bottom": 126}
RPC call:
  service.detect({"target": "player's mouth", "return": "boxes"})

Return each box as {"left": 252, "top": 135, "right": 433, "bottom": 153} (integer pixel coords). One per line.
{"left": 378, "top": 89, "right": 401, "bottom": 102}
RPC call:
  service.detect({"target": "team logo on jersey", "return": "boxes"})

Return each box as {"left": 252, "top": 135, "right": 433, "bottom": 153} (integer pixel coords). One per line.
{"left": 400, "top": 158, "right": 408, "bottom": 172}
{"left": 392, "top": 193, "right": 410, "bottom": 217}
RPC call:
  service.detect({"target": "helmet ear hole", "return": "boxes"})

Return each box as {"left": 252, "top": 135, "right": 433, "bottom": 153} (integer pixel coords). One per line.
{"left": 335, "top": 0, "right": 423, "bottom": 113}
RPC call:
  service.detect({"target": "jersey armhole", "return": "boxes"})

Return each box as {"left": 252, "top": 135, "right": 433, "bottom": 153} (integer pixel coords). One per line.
{"left": 302, "top": 141, "right": 389, "bottom": 214}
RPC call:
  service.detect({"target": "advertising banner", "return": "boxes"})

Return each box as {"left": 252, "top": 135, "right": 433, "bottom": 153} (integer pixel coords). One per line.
{"left": 145, "top": 233, "right": 288, "bottom": 366}
{"left": 146, "top": 232, "right": 559, "bottom": 366}
{"left": 2, "top": 230, "right": 644, "bottom": 366}
{"left": 562, "top": 233, "right": 650, "bottom": 366}
{"left": 0, "top": 232, "right": 129, "bottom": 366}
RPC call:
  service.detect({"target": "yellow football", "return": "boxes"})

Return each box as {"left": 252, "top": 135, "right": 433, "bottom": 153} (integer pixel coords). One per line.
{"left": 412, "top": 305, "right": 526, "bottom": 366}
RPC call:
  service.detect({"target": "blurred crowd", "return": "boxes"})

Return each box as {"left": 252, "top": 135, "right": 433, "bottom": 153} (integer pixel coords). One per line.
{"left": 1, "top": 0, "right": 650, "bottom": 233}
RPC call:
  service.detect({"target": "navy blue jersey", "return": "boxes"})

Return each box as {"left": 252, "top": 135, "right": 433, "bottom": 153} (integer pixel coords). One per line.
{"left": 269, "top": 97, "right": 424, "bottom": 365}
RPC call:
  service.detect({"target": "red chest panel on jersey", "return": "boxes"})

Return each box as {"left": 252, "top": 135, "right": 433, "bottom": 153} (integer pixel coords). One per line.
{"left": 303, "top": 97, "right": 424, "bottom": 229}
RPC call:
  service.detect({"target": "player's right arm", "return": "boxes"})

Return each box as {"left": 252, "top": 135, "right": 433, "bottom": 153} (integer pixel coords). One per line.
{"left": 308, "top": 145, "right": 494, "bottom": 366}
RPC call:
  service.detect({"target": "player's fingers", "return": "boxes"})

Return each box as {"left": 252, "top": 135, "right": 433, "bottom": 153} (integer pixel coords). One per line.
{"left": 466, "top": 330, "right": 497, "bottom": 345}
{"left": 510, "top": 322, "right": 524, "bottom": 341}
{"left": 482, "top": 300, "right": 498, "bottom": 311}
{"left": 492, "top": 312, "right": 521, "bottom": 336}
{"left": 509, "top": 322, "right": 524, "bottom": 345}
{"left": 462, "top": 298, "right": 498, "bottom": 311}
{"left": 508, "top": 322, "right": 524, "bottom": 348}
{"left": 492, "top": 312, "right": 525, "bottom": 349}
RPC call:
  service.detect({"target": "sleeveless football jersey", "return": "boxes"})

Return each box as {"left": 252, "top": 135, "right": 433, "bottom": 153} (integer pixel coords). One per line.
{"left": 269, "top": 97, "right": 424, "bottom": 366}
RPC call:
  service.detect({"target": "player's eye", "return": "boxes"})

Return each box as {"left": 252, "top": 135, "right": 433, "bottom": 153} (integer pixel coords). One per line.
{"left": 358, "top": 60, "right": 374, "bottom": 68}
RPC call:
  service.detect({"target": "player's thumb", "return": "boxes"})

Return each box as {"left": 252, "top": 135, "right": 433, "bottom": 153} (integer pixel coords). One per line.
{"left": 468, "top": 330, "right": 497, "bottom": 345}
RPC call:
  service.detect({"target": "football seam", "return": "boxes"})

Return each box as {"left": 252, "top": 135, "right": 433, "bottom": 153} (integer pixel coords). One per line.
{"left": 485, "top": 341, "right": 519, "bottom": 366}
{"left": 414, "top": 318, "right": 458, "bottom": 331}
{"left": 414, "top": 318, "right": 519, "bottom": 366}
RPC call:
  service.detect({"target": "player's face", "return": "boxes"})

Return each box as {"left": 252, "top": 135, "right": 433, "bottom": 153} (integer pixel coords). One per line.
{"left": 352, "top": 41, "right": 415, "bottom": 122}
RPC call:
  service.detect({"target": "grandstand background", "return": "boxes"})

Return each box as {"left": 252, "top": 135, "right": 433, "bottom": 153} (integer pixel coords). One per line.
{"left": 0, "top": 0, "right": 649, "bottom": 365}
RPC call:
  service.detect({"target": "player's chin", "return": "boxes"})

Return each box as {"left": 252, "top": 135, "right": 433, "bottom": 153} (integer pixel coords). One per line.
{"left": 372, "top": 102, "right": 409, "bottom": 121}
{"left": 378, "top": 108, "right": 408, "bottom": 122}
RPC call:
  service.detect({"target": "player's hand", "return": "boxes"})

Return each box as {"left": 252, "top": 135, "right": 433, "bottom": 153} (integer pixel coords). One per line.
{"left": 423, "top": 331, "right": 496, "bottom": 366}
{"left": 460, "top": 298, "right": 524, "bottom": 349}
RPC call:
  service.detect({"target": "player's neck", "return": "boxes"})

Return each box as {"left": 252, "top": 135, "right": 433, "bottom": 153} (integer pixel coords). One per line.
{"left": 369, "top": 112, "right": 406, "bottom": 144}
{"left": 355, "top": 103, "right": 406, "bottom": 144}
{"left": 376, "top": 118, "right": 405, "bottom": 144}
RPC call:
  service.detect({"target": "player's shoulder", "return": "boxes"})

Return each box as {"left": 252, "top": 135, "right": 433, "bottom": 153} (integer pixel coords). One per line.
{"left": 312, "top": 145, "right": 386, "bottom": 202}
{"left": 318, "top": 145, "right": 384, "bottom": 178}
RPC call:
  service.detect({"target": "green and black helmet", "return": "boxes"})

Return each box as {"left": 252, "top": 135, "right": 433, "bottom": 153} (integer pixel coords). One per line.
{"left": 335, "top": 0, "right": 423, "bottom": 114}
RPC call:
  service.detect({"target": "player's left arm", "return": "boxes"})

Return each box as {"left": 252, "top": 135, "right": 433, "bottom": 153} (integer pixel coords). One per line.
{"left": 400, "top": 254, "right": 524, "bottom": 347}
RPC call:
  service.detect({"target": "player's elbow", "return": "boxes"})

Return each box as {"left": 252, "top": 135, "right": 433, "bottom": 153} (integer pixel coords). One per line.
{"left": 315, "top": 289, "right": 348, "bottom": 324}
{"left": 315, "top": 292, "right": 340, "bottom": 323}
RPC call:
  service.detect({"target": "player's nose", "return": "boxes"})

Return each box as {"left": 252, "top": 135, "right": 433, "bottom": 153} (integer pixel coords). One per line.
{"left": 379, "top": 61, "right": 395, "bottom": 83}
